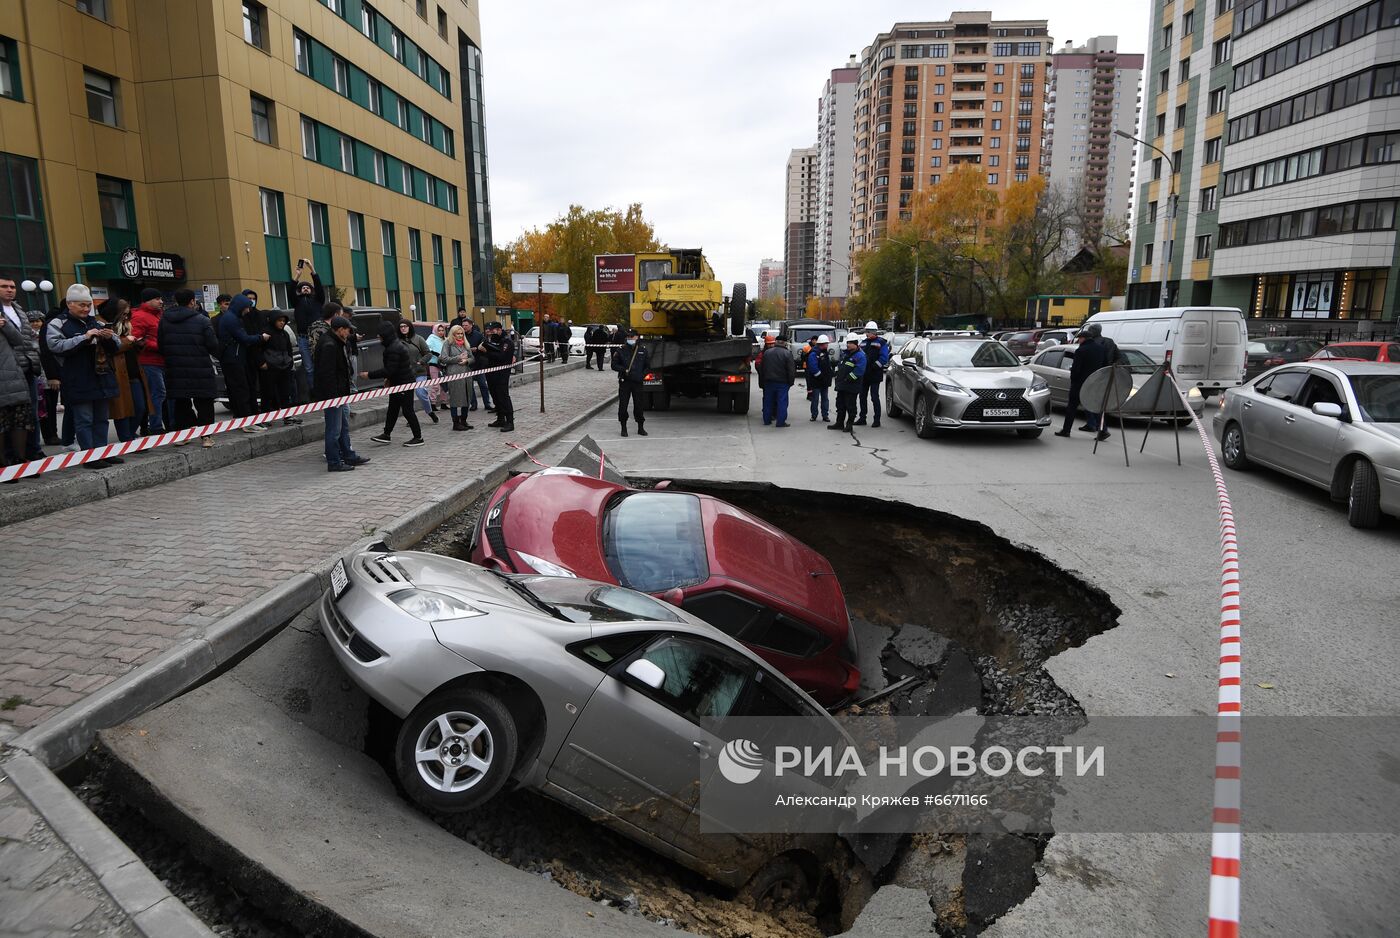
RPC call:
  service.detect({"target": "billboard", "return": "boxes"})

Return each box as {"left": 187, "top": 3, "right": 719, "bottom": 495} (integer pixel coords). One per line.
{"left": 594, "top": 254, "right": 636, "bottom": 294}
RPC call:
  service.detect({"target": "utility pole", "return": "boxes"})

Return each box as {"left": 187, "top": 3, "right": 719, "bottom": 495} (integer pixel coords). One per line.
{"left": 1117, "top": 130, "right": 1179, "bottom": 308}
{"left": 887, "top": 237, "right": 932, "bottom": 332}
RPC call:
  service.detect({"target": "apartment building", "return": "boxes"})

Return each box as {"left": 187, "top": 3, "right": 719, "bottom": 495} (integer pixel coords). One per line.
{"left": 849, "top": 11, "right": 1054, "bottom": 288}
{"left": 1045, "top": 36, "right": 1144, "bottom": 246}
{"left": 0, "top": 0, "right": 494, "bottom": 318}
{"left": 815, "top": 59, "right": 858, "bottom": 301}
{"left": 757, "top": 258, "right": 784, "bottom": 300}
{"left": 785, "top": 146, "right": 818, "bottom": 312}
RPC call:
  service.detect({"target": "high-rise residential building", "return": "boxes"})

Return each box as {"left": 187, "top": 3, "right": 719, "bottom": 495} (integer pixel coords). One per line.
{"left": 849, "top": 11, "right": 1054, "bottom": 282}
{"left": 785, "top": 146, "right": 818, "bottom": 312}
{"left": 1129, "top": 0, "right": 1398, "bottom": 328}
{"left": 0, "top": 0, "right": 492, "bottom": 318}
{"left": 816, "top": 58, "right": 859, "bottom": 301}
{"left": 757, "top": 259, "right": 784, "bottom": 300}
{"left": 1045, "top": 37, "right": 1143, "bottom": 246}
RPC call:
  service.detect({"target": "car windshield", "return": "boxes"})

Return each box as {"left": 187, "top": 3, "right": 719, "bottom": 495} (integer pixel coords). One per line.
{"left": 1329, "top": 345, "right": 1380, "bottom": 360}
{"left": 602, "top": 492, "right": 710, "bottom": 592}
{"left": 1348, "top": 375, "right": 1400, "bottom": 422}
{"left": 511, "top": 576, "right": 683, "bottom": 623}
{"left": 924, "top": 340, "right": 1021, "bottom": 368}
{"left": 789, "top": 327, "right": 829, "bottom": 345}
{"left": 1119, "top": 348, "right": 1159, "bottom": 374}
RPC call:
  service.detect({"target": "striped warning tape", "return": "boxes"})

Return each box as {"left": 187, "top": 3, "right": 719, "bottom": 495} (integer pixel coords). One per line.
{"left": 0, "top": 354, "right": 544, "bottom": 483}
{"left": 1173, "top": 382, "right": 1243, "bottom": 938}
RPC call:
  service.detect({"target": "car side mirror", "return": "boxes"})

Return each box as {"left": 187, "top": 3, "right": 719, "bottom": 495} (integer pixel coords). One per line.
{"left": 1312, "top": 402, "right": 1344, "bottom": 419}
{"left": 625, "top": 658, "right": 666, "bottom": 690}
{"left": 659, "top": 587, "right": 685, "bottom": 607}
{"left": 654, "top": 480, "right": 672, "bottom": 490}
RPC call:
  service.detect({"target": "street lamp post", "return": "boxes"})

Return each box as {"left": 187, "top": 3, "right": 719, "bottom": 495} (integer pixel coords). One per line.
{"left": 1117, "top": 129, "right": 1178, "bottom": 309}
{"left": 886, "top": 237, "right": 932, "bottom": 332}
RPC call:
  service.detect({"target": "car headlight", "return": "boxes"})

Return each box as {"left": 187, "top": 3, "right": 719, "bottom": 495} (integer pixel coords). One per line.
{"left": 932, "top": 381, "right": 967, "bottom": 395}
{"left": 390, "top": 589, "right": 485, "bottom": 621}
{"left": 515, "top": 551, "right": 577, "bottom": 578}
{"left": 1030, "top": 378, "right": 1049, "bottom": 392}
{"left": 1187, "top": 387, "right": 1202, "bottom": 399}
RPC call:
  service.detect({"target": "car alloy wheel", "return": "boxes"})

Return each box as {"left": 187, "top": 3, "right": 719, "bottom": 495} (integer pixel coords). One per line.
{"left": 886, "top": 382, "right": 903, "bottom": 419}
{"left": 1222, "top": 423, "right": 1249, "bottom": 470}
{"left": 396, "top": 689, "right": 518, "bottom": 812}
{"left": 914, "top": 394, "right": 937, "bottom": 439}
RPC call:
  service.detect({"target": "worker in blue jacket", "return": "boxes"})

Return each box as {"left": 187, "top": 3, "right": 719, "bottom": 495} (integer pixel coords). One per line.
{"left": 829, "top": 334, "right": 866, "bottom": 433}
{"left": 856, "top": 320, "right": 891, "bottom": 428}
{"left": 805, "top": 334, "right": 832, "bottom": 423}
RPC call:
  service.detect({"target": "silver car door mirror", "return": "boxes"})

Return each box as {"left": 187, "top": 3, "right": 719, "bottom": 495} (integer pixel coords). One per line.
{"left": 1311, "top": 402, "right": 1344, "bottom": 418}
{"left": 625, "top": 658, "right": 666, "bottom": 690}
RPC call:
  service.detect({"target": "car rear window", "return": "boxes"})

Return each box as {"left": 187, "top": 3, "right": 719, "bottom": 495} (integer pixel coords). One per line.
{"left": 1330, "top": 345, "right": 1380, "bottom": 360}
{"left": 603, "top": 492, "right": 709, "bottom": 593}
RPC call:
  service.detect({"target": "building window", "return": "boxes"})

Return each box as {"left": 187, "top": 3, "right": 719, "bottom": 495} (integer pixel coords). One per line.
{"left": 1175, "top": 104, "right": 1187, "bottom": 130}
{"left": 437, "top": 6, "right": 448, "bottom": 39}
{"left": 1204, "top": 136, "right": 1222, "bottom": 163}
{"left": 0, "top": 38, "right": 20, "bottom": 100}
{"left": 294, "top": 31, "right": 310, "bottom": 74}
{"left": 1159, "top": 69, "right": 1169, "bottom": 94}
{"left": 270, "top": 282, "right": 290, "bottom": 309}
{"left": 250, "top": 94, "right": 274, "bottom": 145}
{"left": 408, "top": 228, "right": 421, "bottom": 262}
{"left": 1178, "top": 59, "right": 1190, "bottom": 84}
{"left": 387, "top": 289, "right": 400, "bottom": 309}
{"left": 1200, "top": 186, "right": 1217, "bottom": 211}
{"left": 1148, "top": 200, "right": 1158, "bottom": 223}
{"left": 401, "top": 163, "right": 412, "bottom": 194}
{"left": 396, "top": 97, "right": 408, "bottom": 129}
{"left": 242, "top": 1, "right": 266, "bottom": 49}
{"left": 1195, "top": 234, "right": 1213, "bottom": 259}
{"left": 451, "top": 239, "right": 462, "bottom": 269}
{"left": 361, "top": 2, "right": 376, "bottom": 37}
{"left": 413, "top": 290, "right": 425, "bottom": 315}
{"left": 324, "top": 0, "right": 344, "bottom": 13}
{"left": 390, "top": 29, "right": 403, "bottom": 62}
{"left": 988, "top": 173, "right": 999, "bottom": 184}
{"left": 1172, "top": 148, "right": 1183, "bottom": 172}
{"left": 1182, "top": 10, "right": 1195, "bottom": 35}
{"left": 368, "top": 78, "right": 382, "bottom": 115}
{"left": 373, "top": 152, "right": 386, "bottom": 185}
{"left": 380, "top": 220, "right": 395, "bottom": 255}
{"left": 1209, "top": 87, "right": 1226, "bottom": 114}
{"left": 1213, "top": 37, "right": 1231, "bottom": 66}
{"left": 1144, "top": 243, "right": 1154, "bottom": 265}
{"left": 300, "top": 116, "right": 318, "bottom": 159}
{"left": 84, "top": 70, "right": 117, "bottom": 125}
{"left": 77, "top": 0, "right": 108, "bottom": 19}
{"left": 308, "top": 201, "right": 329, "bottom": 245}
{"left": 333, "top": 56, "right": 348, "bottom": 95}
{"left": 1162, "top": 24, "right": 1173, "bottom": 49}
{"left": 988, "top": 155, "right": 999, "bottom": 166}
{"left": 1155, "top": 113, "right": 1166, "bottom": 136}
{"left": 348, "top": 212, "right": 364, "bottom": 251}
{"left": 259, "top": 188, "right": 283, "bottom": 236}
{"left": 96, "top": 176, "right": 131, "bottom": 229}
{"left": 1152, "top": 157, "right": 1162, "bottom": 180}
{"left": 431, "top": 234, "right": 443, "bottom": 266}
{"left": 340, "top": 136, "right": 354, "bottom": 172}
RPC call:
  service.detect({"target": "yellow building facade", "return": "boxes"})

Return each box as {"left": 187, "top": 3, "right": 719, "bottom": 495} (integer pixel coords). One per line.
{"left": 0, "top": 0, "right": 495, "bottom": 319}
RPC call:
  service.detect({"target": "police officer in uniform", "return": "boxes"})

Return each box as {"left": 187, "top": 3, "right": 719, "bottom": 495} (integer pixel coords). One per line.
{"left": 611, "top": 328, "right": 649, "bottom": 437}
{"left": 480, "top": 320, "right": 515, "bottom": 433}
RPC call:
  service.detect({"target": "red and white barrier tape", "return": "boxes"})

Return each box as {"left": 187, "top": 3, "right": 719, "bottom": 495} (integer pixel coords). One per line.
{"left": 1174, "top": 384, "right": 1243, "bottom": 938}
{"left": 1, "top": 355, "right": 542, "bottom": 483}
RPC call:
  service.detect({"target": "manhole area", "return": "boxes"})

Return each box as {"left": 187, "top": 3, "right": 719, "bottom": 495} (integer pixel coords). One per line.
{"left": 412, "top": 480, "right": 1119, "bottom": 937}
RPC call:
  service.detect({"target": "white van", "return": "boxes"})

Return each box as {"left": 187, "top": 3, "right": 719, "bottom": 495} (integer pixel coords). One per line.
{"left": 1082, "top": 306, "right": 1248, "bottom": 390}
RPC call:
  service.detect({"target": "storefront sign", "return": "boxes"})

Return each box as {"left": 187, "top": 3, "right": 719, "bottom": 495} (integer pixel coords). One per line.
{"left": 118, "top": 248, "right": 186, "bottom": 282}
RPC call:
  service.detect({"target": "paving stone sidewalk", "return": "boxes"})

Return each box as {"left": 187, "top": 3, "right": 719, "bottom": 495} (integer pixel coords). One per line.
{"left": 0, "top": 364, "right": 616, "bottom": 731}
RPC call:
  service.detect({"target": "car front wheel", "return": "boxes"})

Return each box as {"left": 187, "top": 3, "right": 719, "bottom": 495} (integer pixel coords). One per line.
{"left": 395, "top": 689, "right": 518, "bottom": 813}
{"left": 1221, "top": 423, "right": 1249, "bottom": 471}
{"left": 1347, "top": 460, "right": 1381, "bottom": 529}
{"left": 738, "top": 856, "right": 811, "bottom": 912}
{"left": 914, "top": 394, "right": 937, "bottom": 439}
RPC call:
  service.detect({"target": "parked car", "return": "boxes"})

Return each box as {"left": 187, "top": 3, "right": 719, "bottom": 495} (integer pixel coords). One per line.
{"left": 1001, "top": 329, "right": 1058, "bottom": 358}
{"left": 1213, "top": 361, "right": 1400, "bottom": 528}
{"left": 1244, "top": 337, "right": 1325, "bottom": 381}
{"left": 320, "top": 548, "right": 852, "bottom": 906}
{"left": 1028, "top": 345, "right": 1204, "bottom": 418}
{"left": 1032, "top": 329, "right": 1077, "bottom": 354}
{"left": 522, "top": 325, "right": 598, "bottom": 357}
{"left": 885, "top": 336, "right": 1053, "bottom": 439}
{"left": 1309, "top": 341, "right": 1400, "bottom": 364}
{"left": 471, "top": 470, "right": 860, "bottom": 705}
{"left": 1080, "top": 306, "right": 1248, "bottom": 391}
{"left": 778, "top": 319, "right": 839, "bottom": 373}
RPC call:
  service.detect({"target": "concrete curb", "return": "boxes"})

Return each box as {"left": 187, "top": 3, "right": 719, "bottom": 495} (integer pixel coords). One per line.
{"left": 0, "top": 359, "right": 587, "bottom": 528}
{"left": 0, "top": 374, "right": 615, "bottom": 937}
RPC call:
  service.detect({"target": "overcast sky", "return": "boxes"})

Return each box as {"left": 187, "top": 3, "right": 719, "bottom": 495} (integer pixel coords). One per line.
{"left": 479, "top": 1, "right": 1150, "bottom": 291}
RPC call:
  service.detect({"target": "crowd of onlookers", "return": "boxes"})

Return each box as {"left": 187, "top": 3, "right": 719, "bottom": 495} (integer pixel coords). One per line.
{"left": 0, "top": 266, "right": 525, "bottom": 480}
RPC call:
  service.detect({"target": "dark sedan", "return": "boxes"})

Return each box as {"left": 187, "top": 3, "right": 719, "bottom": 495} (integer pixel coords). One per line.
{"left": 1244, "top": 337, "right": 1324, "bottom": 381}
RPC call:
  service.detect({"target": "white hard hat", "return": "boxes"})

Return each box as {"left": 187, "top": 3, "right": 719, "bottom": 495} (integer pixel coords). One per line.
{"left": 864, "top": 321, "right": 879, "bottom": 331}
{"left": 846, "top": 333, "right": 861, "bottom": 343}
{"left": 816, "top": 334, "right": 830, "bottom": 344}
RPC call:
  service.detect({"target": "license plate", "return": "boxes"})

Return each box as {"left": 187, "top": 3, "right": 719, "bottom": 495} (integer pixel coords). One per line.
{"left": 984, "top": 407, "right": 1020, "bottom": 417}
{"left": 330, "top": 559, "right": 349, "bottom": 598}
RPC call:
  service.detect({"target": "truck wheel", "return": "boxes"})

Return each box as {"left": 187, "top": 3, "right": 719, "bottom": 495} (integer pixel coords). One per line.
{"left": 647, "top": 388, "right": 671, "bottom": 412}
{"left": 729, "top": 388, "right": 750, "bottom": 415}
{"left": 716, "top": 392, "right": 732, "bottom": 414}
{"left": 729, "top": 284, "right": 747, "bottom": 336}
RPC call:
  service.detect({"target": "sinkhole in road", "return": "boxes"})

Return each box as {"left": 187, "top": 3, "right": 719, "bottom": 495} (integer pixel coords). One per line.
{"left": 390, "top": 478, "right": 1122, "bottom": 938}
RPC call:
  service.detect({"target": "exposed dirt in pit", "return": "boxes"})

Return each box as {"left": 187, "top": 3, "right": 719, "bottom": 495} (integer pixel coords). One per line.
{"left": 410, "top": 477, "right": 1119, "bottom": 937}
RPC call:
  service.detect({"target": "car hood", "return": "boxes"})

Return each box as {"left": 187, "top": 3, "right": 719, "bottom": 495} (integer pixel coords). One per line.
{"left": 375, "top": 551, "right": 528, "bottom": 609}
{"left": 927, "top": 366, "right": 1035, "bottom": 388}
{"left": 703, "top": 499, "right": 849, "bottom": 629}
{"left": 499, "top": 472, "right": 619, "bottom": 580}
{"left": 1360, "top": 421, "right": 1400, "bottom": 444}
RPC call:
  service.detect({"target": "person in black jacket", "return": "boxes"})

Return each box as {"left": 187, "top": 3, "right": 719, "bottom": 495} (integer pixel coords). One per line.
{"left": 611, "top": 328, "right": 649, "bottom": 437}
{"left": 758, "top": 337, "right": 796, "bottom": 427}
{"left": 362, "top": 321, "right": 424, "bottom": 446}
{"left": 557, "top": 320, "right": 573, "bottom": 363}
{"left": 217, "top": 295, "right": 267, "bottom": 422}
{"left": 289, "top": 259, "right": 325, "bottom": 386}
{"left": 157, "top": 288, "right": 220, "bottom": 447}
{"left": 256, "top": 311, "right": 298, "bottom": 425}
{"left": 313, "top": 316, "right": 369, "bottom": 471}
{"left": 1055, "top": 323, "right": 1115, "bottom": 441}
{"left": 479, "top": 320, "right": 515, "bottom": 432}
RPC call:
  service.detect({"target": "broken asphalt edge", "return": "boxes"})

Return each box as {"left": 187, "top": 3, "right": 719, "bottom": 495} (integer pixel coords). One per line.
{"left": 1, "top": 373, "right": 613, "bottom": 938}
{"left": 0, "top": 358, "right": 588, "bottom": 528}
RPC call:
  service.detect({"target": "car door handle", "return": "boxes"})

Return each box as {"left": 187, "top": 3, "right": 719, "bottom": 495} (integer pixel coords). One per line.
{"left": 1283, "top": 414, "right": 1296, "bottom": 423}
{"left": 691, "top": 740, "right": 712, "bottom": 757}
{"left": 1242, "top": 401, "right": 1252, "bottom": 408}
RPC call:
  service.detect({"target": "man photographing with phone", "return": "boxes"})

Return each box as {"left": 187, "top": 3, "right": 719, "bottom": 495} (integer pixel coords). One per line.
{"left": 290, "top": 258, "right": 325, "bottom": 390}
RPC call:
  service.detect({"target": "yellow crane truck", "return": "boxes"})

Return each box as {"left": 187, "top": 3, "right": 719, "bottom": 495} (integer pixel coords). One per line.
{"left": 630, "top": 248, "right": 752, "bottom": 414}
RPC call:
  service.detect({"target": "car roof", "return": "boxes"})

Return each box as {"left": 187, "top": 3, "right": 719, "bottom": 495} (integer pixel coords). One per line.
{"left": 1291, "top": 361, "right": 1400, "bottom": 377}
{"left": 1323, "top": 341, "right": 1387, "bottom": 347}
